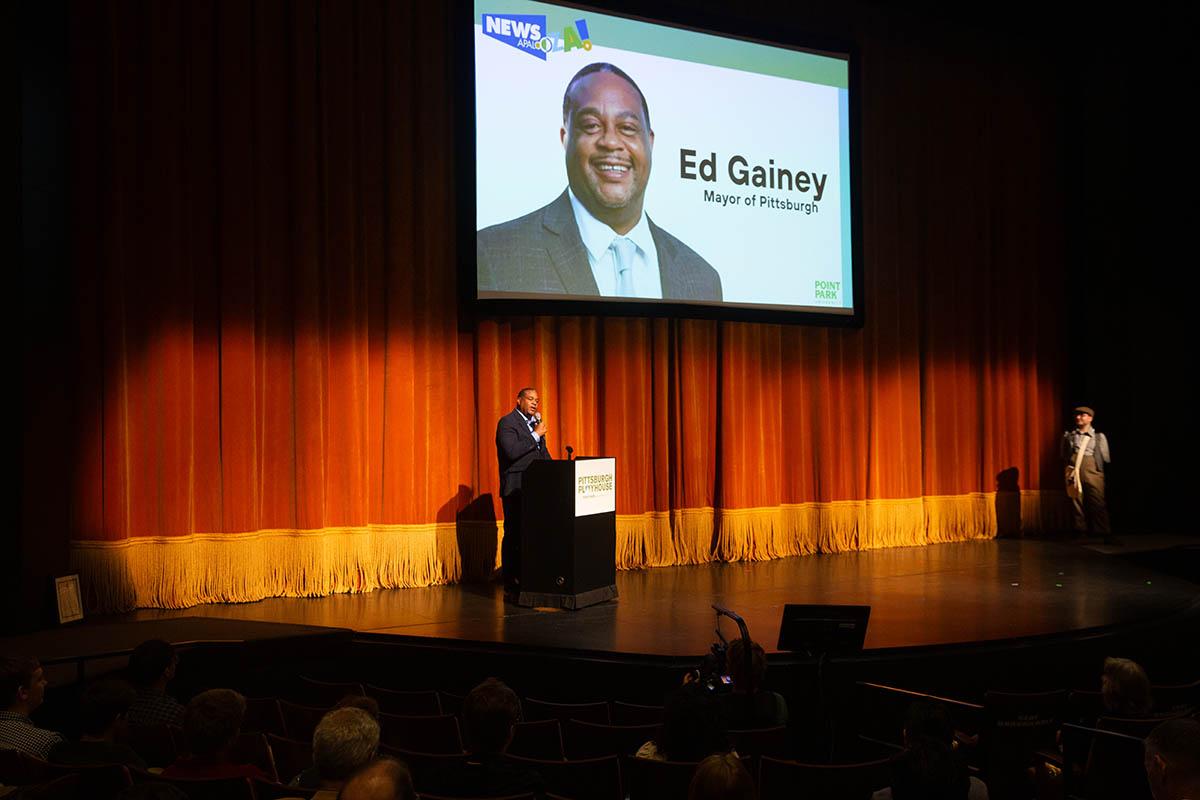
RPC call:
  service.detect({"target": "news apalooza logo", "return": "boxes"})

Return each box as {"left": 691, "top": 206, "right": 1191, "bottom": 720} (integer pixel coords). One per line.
{"left": 482, "top": 13, "right": 593, "bottom": 61}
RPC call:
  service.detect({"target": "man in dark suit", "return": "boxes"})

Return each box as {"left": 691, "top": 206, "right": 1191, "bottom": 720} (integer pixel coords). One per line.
{"left": 496, "top": 387, "right": 553, "bottom": 595}
{"left": 478, "top": 62, "right": 722, "bottom": 302}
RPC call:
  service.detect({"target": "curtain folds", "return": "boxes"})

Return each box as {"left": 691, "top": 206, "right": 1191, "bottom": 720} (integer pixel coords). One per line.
{"left": 66, "top": 1, "right": 1070, "bottom": 612}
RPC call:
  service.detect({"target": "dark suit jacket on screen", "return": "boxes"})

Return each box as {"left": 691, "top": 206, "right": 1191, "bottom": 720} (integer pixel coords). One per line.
{"left": 478, "top": 190, "right": 723, "bottom": 302}
{"left": 496, "top": 408, "right": 553, "bottom": 498}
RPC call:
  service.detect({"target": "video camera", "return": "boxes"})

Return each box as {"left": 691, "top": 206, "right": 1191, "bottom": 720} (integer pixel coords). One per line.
{"left": 690, "top": 605, "right": 754, "bottom": 693}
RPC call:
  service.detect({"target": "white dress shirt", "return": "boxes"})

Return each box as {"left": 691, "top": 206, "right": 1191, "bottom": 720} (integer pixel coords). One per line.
{"left": 567, "top": 188, "right": 662, "bottom": 298}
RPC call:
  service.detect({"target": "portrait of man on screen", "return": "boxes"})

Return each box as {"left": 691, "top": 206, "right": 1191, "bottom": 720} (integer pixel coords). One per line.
{"left": 477, "top": 62, "right": 723, "bottom": 302}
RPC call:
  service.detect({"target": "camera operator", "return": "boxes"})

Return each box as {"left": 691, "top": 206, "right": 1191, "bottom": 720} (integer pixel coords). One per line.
{"left": 716, "top": 638, "right": 788, "bottom": 730}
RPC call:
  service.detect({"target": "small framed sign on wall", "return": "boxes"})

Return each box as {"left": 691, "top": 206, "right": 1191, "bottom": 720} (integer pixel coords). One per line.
{"left": 54, "top": 573, "right": 84, "bottom": 625}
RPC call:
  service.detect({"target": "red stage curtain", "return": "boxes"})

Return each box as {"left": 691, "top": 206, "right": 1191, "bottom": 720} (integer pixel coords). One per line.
{"left": 65, "top": 1, "right": 1069, "bottom": 611}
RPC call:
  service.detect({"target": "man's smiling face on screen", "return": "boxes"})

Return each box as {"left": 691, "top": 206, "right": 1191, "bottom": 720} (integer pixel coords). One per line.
{"left": 561, "top": 70, "right": 654, "bottom": 235}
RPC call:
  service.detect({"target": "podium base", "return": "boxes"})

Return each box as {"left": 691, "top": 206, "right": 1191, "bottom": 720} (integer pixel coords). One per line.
{"left": 517, "top": 583, "right": 618, "bottom": 610}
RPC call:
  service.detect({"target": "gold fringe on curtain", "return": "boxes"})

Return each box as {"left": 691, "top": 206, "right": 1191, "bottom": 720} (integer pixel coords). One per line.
{"left": 70, "top": 524, "right": 476, "bottom": 612}
{"left": 72, "top": 491, "right": 1061, "bottom": 613}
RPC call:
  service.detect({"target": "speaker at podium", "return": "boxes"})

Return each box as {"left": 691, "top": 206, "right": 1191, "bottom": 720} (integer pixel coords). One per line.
{"left": 518, "top": 457, "right": 618, "bottom": 609}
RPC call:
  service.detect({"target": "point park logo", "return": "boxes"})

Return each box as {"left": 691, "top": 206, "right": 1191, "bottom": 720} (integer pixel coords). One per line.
{"left": 482, "top": 13, "right": 593, "bottom": 61}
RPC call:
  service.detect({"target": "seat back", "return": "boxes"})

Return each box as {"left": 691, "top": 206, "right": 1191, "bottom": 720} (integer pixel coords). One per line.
{"left": 726, "top": 725, "right": 791, "bottom": 759}
{"left": 230, "top": 730, "right": 279, "bottom": 783}
{"left": 278, "top": 700, "right": 332, "bottom": 741}
{"left": 982, "top": 689, "right": 1067, "bottom": 797}
{"left": 377, "top": 745, "right": 469, "bottom": 794}
{"left": 758, "top": 755, "right": 891, "bottom": 800}
{"left": 0, "top": 748, "right": 50, "bottom": 785}
{"left": 438, "top": 691, "right": 466, "bottom": 719}
{"left": 136, "top": 772, "right": 256, "bottom": 800}
{"left": 292, "top": 676, "right": 364, "bottom": 707}
{"left": 44, "top": 762, "right": 132, "bottom": 799}
{"left": 121, "top": 722, "right": 181, "bottom": 768}
{"left": 622, "top": 755, "right": 701, "bottom": 800}
{"left": 1150, "top": 680, "right": 1200, "bottom": 718}
{"left": 378, "top": 713, "right": 463, "bottom": 754}
{"left": 266, "top": 733, "right": 314, "bottom": 785}
{"left": 855, "top": 681, "right": 984, "bottom": 749}
{"left": 1067, "top": 688, "right": 1106, "bottom": 727}
{"left": 508, "top": 718, "right": 564, "bottom": 760}
{"left": 13, "top": 772, "right": 81, "bottom": 800}
{"left": 1098, "top": 714, "right": 1178, "bottom": 738}
{"left": 610, "top": 702, "right": 664, "bottom": 726}
{"left": 252, "top": 777, "right": 322, "bottom": 799}
{"left": 1061, "top": 723, "right": 1152, "bottom": 800}
{"left": 562, "top": 719, "right": 659, "bottom": 760}
{"left": 242, "top": 696, "right": 286, "bottom": 735}
{"left": 365, "top": 685, "right": 443, "bottom": 716}
{"left": 507, "top": 753, "right": 622, "bottom": 800}
{"left": 522, "top": 698, "right": 610, "bottom": 725}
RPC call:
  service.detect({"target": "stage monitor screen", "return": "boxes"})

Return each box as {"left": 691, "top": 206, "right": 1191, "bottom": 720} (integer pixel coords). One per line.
{"left": 468, "top": 0, "right": 861, "bottom": 325}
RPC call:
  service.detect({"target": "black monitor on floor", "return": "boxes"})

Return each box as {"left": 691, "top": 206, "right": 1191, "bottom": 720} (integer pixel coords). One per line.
{"left": 777, "top": 604, "right": 870, "bottom": 655}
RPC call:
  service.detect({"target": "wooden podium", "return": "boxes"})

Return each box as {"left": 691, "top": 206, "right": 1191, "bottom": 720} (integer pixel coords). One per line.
{"left": 518, "top": 457, "right": 618, "bottom": 609}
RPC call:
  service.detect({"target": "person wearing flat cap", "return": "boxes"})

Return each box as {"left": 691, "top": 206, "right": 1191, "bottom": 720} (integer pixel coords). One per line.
{"left": 1061, "top": 406, "right": 1113, "bottom": 539}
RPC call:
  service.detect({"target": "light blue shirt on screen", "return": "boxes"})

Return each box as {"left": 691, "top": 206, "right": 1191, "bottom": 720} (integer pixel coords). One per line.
{"left": 567, "top": 188, "right": 662, "bottom": 299}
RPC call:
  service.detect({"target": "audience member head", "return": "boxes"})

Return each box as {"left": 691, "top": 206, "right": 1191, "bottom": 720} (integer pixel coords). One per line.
{"left": 313, "top": 706, "right": 381, "bottom": 784}
{"left": 128, "top": 639, "right": 178, "bottom": 690}
{"left": 660, "top": 682, "right": 728, "bottom": 762}
{"left": 724, "top": 638, "right": 767, "bottom": 694}
{"left": 1102, "top": 656, "right": 1153, "bottom": 716}
{"left": 182, "top": 688, "right": 246, "bottom": 757}
{"left": 461, "top": 678, "right": 521, "bottom": 755}
{"left": 0, "top": 655, "right": 47, "bottom": 714}
{"left": 1145, "top": 718, "right": 1200, "bottom": 800}
{"left": 903, "top": 700, "right": 956, "bottom": 746}
{"left": 688, "top": 752, "right": 757, "bottom": 800}
{"left": 337, "top": 757, "right": 415, "bottom": 800}
{"left": 334, "top": 693, "right": 381, "bottom": 720}
{"left": 79, "top": 677, "right": 137, "bottom": 738}
{"left": 889, "top": 735, "right": 970, "bottom": 800}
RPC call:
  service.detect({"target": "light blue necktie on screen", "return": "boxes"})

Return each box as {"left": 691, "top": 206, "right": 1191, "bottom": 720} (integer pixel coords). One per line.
{"left": 611, "top": 237, "right": 636, "bottom": 296}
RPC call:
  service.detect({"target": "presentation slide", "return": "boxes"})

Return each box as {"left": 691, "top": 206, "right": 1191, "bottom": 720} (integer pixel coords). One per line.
{"left": 474, "top": 0, "right": 854, "bottom": 315}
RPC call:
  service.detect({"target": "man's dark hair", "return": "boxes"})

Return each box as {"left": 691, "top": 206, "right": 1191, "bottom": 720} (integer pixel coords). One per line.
{"left": 80, "top": 678, "right": 137, "bottom": 736}
{"left": 128, "top": 639, "right": 175, "bottom": 688}
{"left": 461, "top": 678, "right": 521, "bottom": 755}
{"left": 0, "top": 655, "right": 40, "bottom": 709}
{"left": 725, "top": 638, "right": 767, "bottom": 693}
{"left": 182, "top": 688, "right": 246, "bottom": 756}
{"left": 1146, "top": 719, "right": 1200, "bottom": 782}
{"left": 517, "top": 388, "right": 536, "bottom": 400}
{"left": 562, "top": 62, "right": 651, "bottom": 130}
{"left": 337, "top": 757, "right": 415, "bottom": 800}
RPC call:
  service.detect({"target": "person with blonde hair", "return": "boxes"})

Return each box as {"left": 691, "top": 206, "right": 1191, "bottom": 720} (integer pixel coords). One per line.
{"left": 688, "top": 753, "right": 756, "bottom": 800}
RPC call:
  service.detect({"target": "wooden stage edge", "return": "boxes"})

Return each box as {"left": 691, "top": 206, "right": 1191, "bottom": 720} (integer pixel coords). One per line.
{"left": 6, "top": 537, "right": 1199, "bottom": 682}
{"left": 86, "top": 537, "right": 1200, "bottom": 664}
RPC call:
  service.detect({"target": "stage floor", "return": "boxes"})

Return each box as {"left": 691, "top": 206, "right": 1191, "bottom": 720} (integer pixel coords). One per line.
{"left": 114, "top": 538, "right": 1200, "bottom": 659}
